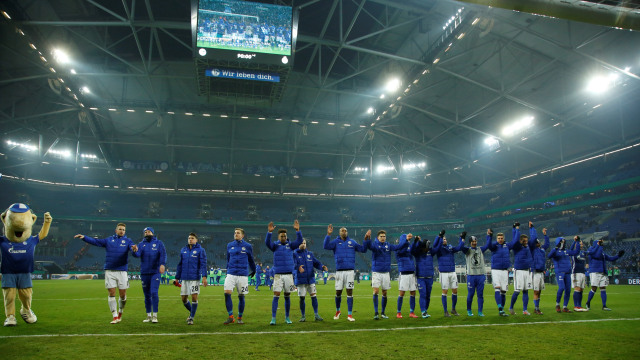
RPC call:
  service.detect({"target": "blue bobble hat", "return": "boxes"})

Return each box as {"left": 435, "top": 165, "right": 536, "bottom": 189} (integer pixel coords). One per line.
{"left": 143, "top": 227, "right": 155, "bottom": 234}
{"left": 9, "top": 203, "right": 30, "bottom": 213}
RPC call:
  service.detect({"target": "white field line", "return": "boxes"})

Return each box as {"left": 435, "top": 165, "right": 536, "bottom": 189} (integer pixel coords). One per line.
{"left": 1, "top": 317, "right": 638, "bottom": 339}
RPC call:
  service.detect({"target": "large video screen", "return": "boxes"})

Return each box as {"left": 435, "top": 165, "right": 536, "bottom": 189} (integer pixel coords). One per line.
{"left": 194, "top": 0, "right": 296, "bottom": 65}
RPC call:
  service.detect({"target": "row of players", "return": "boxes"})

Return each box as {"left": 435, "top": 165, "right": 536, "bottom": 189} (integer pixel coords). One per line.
{"left": 1, "top": 215, "right": 624, "bottom": 326}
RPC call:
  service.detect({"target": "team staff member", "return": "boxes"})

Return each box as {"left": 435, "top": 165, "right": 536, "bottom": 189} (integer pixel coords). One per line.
{"left": 132, "top": 227, "right": 166, "bottom": 323}
{"left": 460, "top": 234, "right": 490, "bottom": 317}
{"left": 411, "top": 235, "right": 437, "bottom": 318}
{"left": 223, "top": 228, "right": 256, "bottom": 324}
{"left": 176, "top": 232, "right": 208, "bottom": 325}
{"left": 74, "top": 222, "right": 135, "bottom": 324}
{"left": 323, "top": 225, "right": 367, "bottom": 322}
{"left": 548, "top": 234, "right": 580, "bottom": 313}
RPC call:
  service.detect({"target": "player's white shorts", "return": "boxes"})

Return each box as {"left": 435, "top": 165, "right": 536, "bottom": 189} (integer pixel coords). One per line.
{"left": 572, "top": 273, "right": 586, "bottom": 288}
{"left": 514, "top": 270, "right": 533, "bottom": 291}
{"left": 224, "top": 274, "right": 249, "bottom": 295}
{"left": 590, "top": 272, "right": 609, "bottom": 288}
{"left": 440, "top": 272, "right": 458, "bottom": 290}
{"left": 335, "top": 270, "right": 355, "bottom": 290}
{"left": 297, "top": 283, "right": 317, "bottom": 297}
{"left": 533, "top": 272, "right": 545, "bottom": 291}
{"left": 105, "top": 270, "right": 129, "bottom": 290}
{"left": 273, "top": 274, "right": 295, "bottom": 293}
{"left": 371, "top": 272, "right": 391, "bottom": 290}
{"left": 491, "top": 269, "right": 509, "bottom": 291}
{"left": 398, "top": 274, "right": 417, "bottom": 292}
{"left": 180, "top": 280, "right": 201, "bottom": 296}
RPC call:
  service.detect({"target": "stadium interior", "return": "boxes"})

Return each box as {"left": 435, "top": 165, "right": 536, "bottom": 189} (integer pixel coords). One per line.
{"left": 1, "top": 0, "right": 639, "bottom": 279}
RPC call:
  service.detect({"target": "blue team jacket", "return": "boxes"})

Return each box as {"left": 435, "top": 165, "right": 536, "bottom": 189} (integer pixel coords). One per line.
{"left": 323, "top": 235, "right": 367, "bottom": 271}
{"left": 176, "top": 242, "right": 207, "bottom": 281}
{"left": 226, "top": 239, "right": 256, "bottom": 276}
{"left": 365, "top": 234, "right": 408, "bottom": 273}
{"left": 132, "top": 236, "right": 167, "bottom": 275}
{"left": 548, "top": 238, "right": 580, "bottom": 274}
{"left": 587, "top": 243, "right": 619, "bottom": 273}
{"left": 265, "top": 231, "right": 303, "bottom": 274}
{"left": 571, "top": 241, "right": 587, "bottom": 274}
{"left": 395, "top": 236, "right": 415, "bottom": 273}
{"left": 530, "top": 227, "right": 550, "bottom": 272}
{"left": 486, "top": 233, "right": 512, "bottom": 270}
{"left": 432, "top": 235, "right": 464, "bottom": 273}
{"left": 294, "top": 248, "right": 324, "bottom": 285}
{"left": 0, "top": 235, "right": 39, "bottom": 274}
{"left": 411, "top": 238, "right": 437, "bottom": 278}
{"left": 82, "top": 234, "right": 134, "bottom": 271}
{"left": 509, "top": 228, "right": 533, "bottom": 271}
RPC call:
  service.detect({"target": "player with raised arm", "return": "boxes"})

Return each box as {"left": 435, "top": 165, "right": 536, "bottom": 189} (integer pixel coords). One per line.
{"left": 223, "top": 228, "right": 256, "bottom": 324}
{"left": 363, "top": 230, "right": 409, "bottom": 320}
{"left": 394, "top": 233, "right": 416, "bottom": 318}
{"left": 433, "top": 230, "right": 465, "bottom": 317}
{"left": 176, "top": 232, "right": 208, "bottom": 325}
{"left": 585, "top": 238, "right": 624, "bottom": 311}
{"left": 486, "top": 227, "right": 514, "bottom": 316}
{"left": 508, "top": 222, "right": 533, "bottom": 315}
{"left": 548, "top": 234, "right": 580, "bottom": 313}
{"left": 529, "top": 223, "right": 550, "bottom": 315}
{"left": 323, "top": 224, "right": 367, "bottom": 322}
{"left": 411, "top": 235, "right": 437, "bottom": 318}
{"left": 74, "top": 223, "right": 135, "bottom": 324}
{"left": 460, "top": 233, "right": 491, "bottom": 317}
{"left": 265, "top": 220, "right": 304, "bottom": 325}
{"left": 570, "top": 237, "right": 588, "bottom": 311}
{"left": 294, "top": 239, "right": 328, "bottom": 322}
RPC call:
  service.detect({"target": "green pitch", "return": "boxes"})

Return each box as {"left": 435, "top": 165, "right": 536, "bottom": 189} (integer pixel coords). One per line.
{"left": 1, "top": 280, "right": 639, "bottom": 359}
{"left": 196, "top": 41, "right": 290, "bottom": 55}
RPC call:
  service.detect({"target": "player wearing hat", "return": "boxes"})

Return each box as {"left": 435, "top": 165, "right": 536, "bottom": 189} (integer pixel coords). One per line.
{"left": 132, "top": 227, "right": 167, "bottom": 323}
{"left": 547, "top": 234, "right": 580, "bottom": 313}
{"left": 74, "top": 222, "right": 135, "bottom": 324}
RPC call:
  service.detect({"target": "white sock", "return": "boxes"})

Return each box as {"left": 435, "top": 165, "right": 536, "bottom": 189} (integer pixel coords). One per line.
{"left": 152, "top": 312, "right": 157, "bottom": 318}
{"left": 108, "top": 296, "right": 117, "bottom": 317}
{"left": 118, "top": 296, "right": 127, "bottom": 313}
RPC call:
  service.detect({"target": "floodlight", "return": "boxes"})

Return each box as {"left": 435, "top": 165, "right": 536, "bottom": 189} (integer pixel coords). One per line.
{"left": 385, "top": 78, "right": 401, "bottom": 93}
{"left": 52, "top": 49, "right": 70, "bottom": 64}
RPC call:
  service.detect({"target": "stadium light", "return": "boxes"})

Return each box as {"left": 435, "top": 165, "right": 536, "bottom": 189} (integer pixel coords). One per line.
{"left": 502, "top": 116, "right": 534, "bottom": 137}
{"left": 385, "top": 78, "right": 401, "bottom": 93}
{"left": 484, "top": 137, "right": 499, "bottom": 147}
{"left": 49, "top": 149, "right": 72, "bottom": 158}
{"left": 376, "top": 164, "right": 395, "bottom": 174}
{"left": 367, "top": 107, "right": 374, "bottom": 114}
{"left": 403, "top": 162, "right": 426, "bottom": 171}
{"left": 80, "top": 86, "right": 90, "bottom": 94}
{"left": 6, "top": 140, "right": 37, "bottom": 152}
{"left": 586, "top": 73, "right": 619, "bottom": 94}
{"left": 52, "top": 49, "right": 70, "bottom": 64}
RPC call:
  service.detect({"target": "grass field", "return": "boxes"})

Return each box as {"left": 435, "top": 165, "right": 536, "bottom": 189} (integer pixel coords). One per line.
{"left": 1, "top": 280, "right": 639, "bottom": 359}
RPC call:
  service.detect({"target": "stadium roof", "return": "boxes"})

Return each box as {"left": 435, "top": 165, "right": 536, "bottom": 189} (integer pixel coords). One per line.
{"left": 1, "top": 0, "right": 639, "bottom": 197}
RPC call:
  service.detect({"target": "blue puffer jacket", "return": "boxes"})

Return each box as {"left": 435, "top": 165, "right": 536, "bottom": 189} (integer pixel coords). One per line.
{"left": 571, "top": 241, "right": 587, "bottom": 274}
{"left": 529, "top": 227, "right": 550, "bottom": 272}
{"left": 548, "top": 238, "right": 580, "bottom": 274}
{"left": 226, "top": 239, "right": 256, "bottom": 276}
{"left": 510, "top": 228, "right": 533, "bottom": 270}
{"left": 294, "top": 249, "right": 324, "bottom": 285}
{"left": 365, "top": 234, "right": 408, "bottom": 273}
{"left": 133, "top": 236, "right": 167, "bottom": 274}
{"left": 265, "top": 231, "right": 303, "bottom": 274}
{"left": 395, "top": 235, "right": 415, "bottom": 273}
{"left": 432, "top": 235, "right": 464, "bottom": 273}
{"left": 82, "top": 234, "right": 134, "bottom": 271}
{"left": 587, "top": 243, "right": 620, "bottom": 273}
{"left": 323, "top": 235, "right": 367, "bottom": 271}
{"left": 176, "top": 242, "right": 207, "bottom": 281}
{"left": 411, "top": 238, "right": 437, "bottom": 278}
{"left": 486, "top": 233, "right": 513, "bottom": 270}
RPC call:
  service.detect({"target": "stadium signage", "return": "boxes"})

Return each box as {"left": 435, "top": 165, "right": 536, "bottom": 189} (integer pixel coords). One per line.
{"left": 628, "top": 278, "right": 640, "bottom": 285}
{"left": 205, "top": 68, "right": 280, "bottom": 82}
